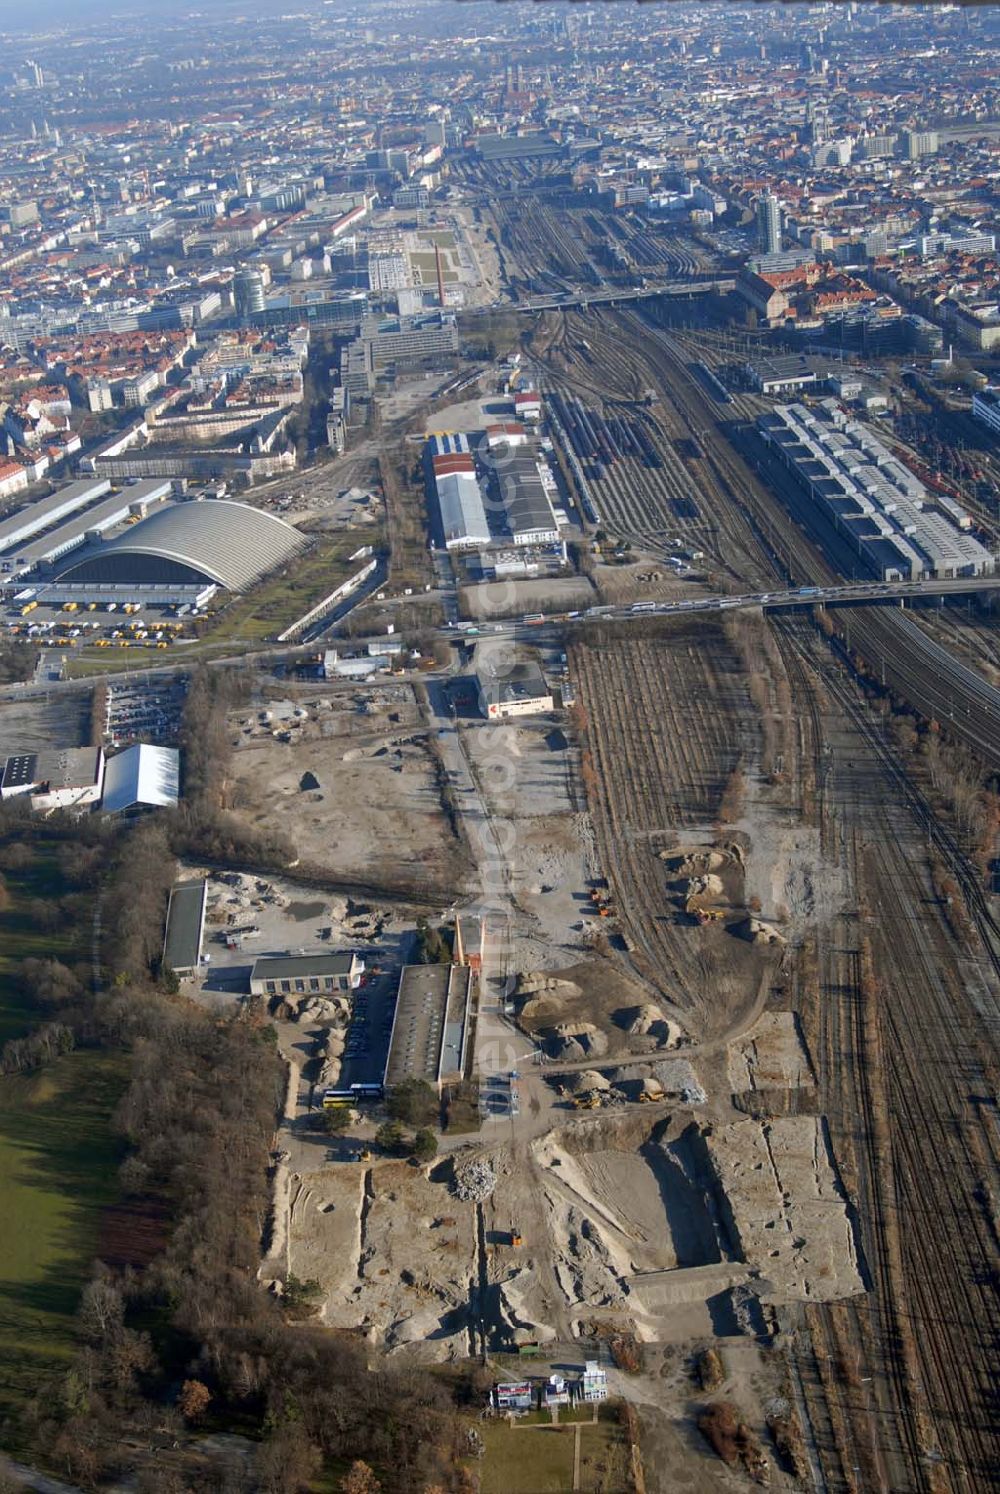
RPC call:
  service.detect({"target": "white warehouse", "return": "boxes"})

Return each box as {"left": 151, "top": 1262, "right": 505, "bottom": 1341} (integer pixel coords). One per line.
{"left": 428, "top": 437, "right": 492, "bottom": 551}
{"left": 436, "top": 469, "right": 492, "bottom": 550}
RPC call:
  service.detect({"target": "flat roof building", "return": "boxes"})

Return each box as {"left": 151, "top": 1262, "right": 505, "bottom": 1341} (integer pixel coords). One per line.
{"left": 0, "top": 478, "right": 112, "bottom": 557}
{"left": 478, "top": 661, "right": 553, "bottom": 720}
{"left": 0, "top": 746, "right": 105, "bottom": 811}
{"left": 494, "top": 454, "right": 560, "bottom": 546}
{"left": 972, "top": 388, "right": 1000, "bottom": 439}
{"left": 745, "top": 354, "right": 831, "bottom": 395}
{"left": 758, "top": 403, "right": 994, "bottom": 580}
{"left": 0, "top": 753, "right": 39, "bottom": 798}
{"left": 163, "top": 879, "right": 208, "bottom": 976}
{"left": 1, "top": 479, "right": 173, "bottom": 577}
{"left": 494, "top": 1382, "right": 535, "bottom": 1413}
{"left": 578, "top": 1362, "right": 609, "bottom": 1403}
{"left": 384, "top": 963, "right": 473, "bottom": 1094}
{"left": 250, "top": 951, "right": 363, "bottom": 998}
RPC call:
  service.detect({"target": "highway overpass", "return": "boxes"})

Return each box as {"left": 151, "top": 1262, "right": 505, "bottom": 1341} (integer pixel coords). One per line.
{"left": 449, "top": 575, "right": 1000, "bottom": 636}
{"left": 513, "top": 279, "right": 736, "bottom": 313}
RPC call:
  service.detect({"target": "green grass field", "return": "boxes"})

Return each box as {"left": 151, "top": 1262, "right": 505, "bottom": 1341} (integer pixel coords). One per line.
{"left": 480, "top": 1422, "right": 577, "bottom": 1493}
{"left": 0, "top": 1052, "right": 126, "bottom": 1430}
{"left": 480, "top": 1408, "right": 630, "bottom": 1494}
{"left": 201, "top": 529, "right": 372, "bottom": 645}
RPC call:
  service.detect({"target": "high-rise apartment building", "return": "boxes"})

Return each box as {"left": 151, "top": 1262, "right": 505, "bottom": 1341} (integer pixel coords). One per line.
{"left": 756, "top": 194, "right": 782, "bottom": 256}
{"left": 233, "top": 268, "right": 267, "bottom": 320}
{"left": 902, "top": 130, "right": 939, "bottom": 159}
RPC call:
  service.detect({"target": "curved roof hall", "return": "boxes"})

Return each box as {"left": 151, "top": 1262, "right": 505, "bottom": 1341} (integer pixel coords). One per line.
{"left": 56, "top": 499, "right": 307, "bottom": 592}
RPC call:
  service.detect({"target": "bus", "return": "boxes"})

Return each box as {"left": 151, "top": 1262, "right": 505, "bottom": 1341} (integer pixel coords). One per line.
{"left": 322, "top": 1089, "right": 355, "bottom": 1109}
{"left": 322, "top": 1082, "right": 384, "bottom": 1109}
{"left": 350, "top": 1083, "right": 384, "bottom": 1102}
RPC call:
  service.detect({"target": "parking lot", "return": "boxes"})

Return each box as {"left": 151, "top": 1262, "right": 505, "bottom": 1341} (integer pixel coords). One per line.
{"left": 105, "top": 678, "right": 187, "bottom": 747}
{"left": 335, "top": 962, "right": 401, "bottom": 1092}
{"left": 4, "top": 601, "right": 192, "bottom": 655}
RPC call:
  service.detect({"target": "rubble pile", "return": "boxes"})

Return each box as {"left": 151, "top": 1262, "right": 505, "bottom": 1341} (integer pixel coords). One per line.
{"left": 453, "top": 1158, "right": 497, "bottom": 1203}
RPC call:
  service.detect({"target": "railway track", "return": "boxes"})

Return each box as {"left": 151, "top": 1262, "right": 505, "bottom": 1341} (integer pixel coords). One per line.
{"left": 774, "top": 617, "right": 1000, "bottom": 1488}
{"left": 776, "top": 622, "right": 924, "bottom": 1486}
{"left": 604, "top": 309, "right": 1000, "bottom": 773}
{"left": 534, "top": 292, "right": 1000, "bottom": 1482}
{"left": 532, "top": 310, "right": 772, "bottom": 585}
{"left": 869, "top": 837, "right": 1000, "bottom": 1486}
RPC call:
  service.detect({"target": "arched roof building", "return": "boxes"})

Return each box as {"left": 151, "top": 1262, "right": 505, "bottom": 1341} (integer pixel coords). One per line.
{"left": 55, "top": 499, "right": 307, "bottom": 592}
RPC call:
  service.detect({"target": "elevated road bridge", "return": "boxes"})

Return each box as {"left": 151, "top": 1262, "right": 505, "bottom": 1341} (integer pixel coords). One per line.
{"left": 513, "top": 279, "right": 735, "bottom": 313}
{"left": 448, "top": 576, "right": 1000, "bottom": 636}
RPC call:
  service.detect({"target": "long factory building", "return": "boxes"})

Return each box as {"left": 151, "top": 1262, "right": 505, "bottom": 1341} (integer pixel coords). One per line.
{"left": 758, "top": 402, "right": 995, "bottom": 581}
{"left": 0, "top": 477, "right": 112, "bottom": 556}
{"left": 0, "top": 479, "right": 173, "bottom": 578}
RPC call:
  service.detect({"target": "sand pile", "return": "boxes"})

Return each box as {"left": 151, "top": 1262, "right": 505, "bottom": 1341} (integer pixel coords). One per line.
{"left": 615, "top": 1003, "right": 681, "bottom": 1045}
{"left": 517, "top": 973, "right": 583, "bottom": 998}
{"left": 736, "top": 917, "right": 787, "bottom": 947}
{"left": 660, "top": 847, "right": 731, "bottom": 874}
{"left": 563, "top": 1069, "right": 612, "bottom": 1096}
{"left": 542, "top": 1022, "right": 608, "bottom": 1061}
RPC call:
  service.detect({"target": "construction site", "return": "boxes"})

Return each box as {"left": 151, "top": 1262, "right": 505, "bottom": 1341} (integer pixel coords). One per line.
{"left": 158, "top": 209, "right": 1000, "bottom": 1492}
{"left": 291, "top": 278, "right": 1000, "bottom": 1488}
{"left": 513, "top": 291, "right": 1000, "bottom": 1489}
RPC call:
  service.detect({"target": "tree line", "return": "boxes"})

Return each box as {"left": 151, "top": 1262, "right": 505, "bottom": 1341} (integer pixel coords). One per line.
{"left": 0, "top": 704, "right": 477, "bottom": 1490}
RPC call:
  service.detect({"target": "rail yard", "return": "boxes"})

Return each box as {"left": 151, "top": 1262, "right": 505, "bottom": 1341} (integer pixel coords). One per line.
{"left": 513, "top": 275, "right": 1000, "bottom": 1491}
{"left": 6, "top": 7, "right": 1000, "bottom": 1494}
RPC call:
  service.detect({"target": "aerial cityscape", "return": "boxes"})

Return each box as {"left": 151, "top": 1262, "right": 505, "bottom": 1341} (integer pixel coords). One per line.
{"left": 0, "top": 2, "right": 999, "bottom": 1490}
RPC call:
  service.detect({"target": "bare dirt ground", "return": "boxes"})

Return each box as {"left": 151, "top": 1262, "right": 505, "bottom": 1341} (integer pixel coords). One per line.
{"left": 706, "top": 1115, "right": 863, "bottom": 1304}
{"left": 727, "top": 1012, "right": 816, "bottom": 1097}
{"left": 228, "top": 683, "right": 473, "bottom": 898}
{"left": 454, "top": 206, "right": 506, "bottom": 305}
{"left": 462, "top": 714, "right": 595, "bottom": 958}
{"left": 514, "top": 958, "right": 683, "bottom": 1063}
{"left": 514, "top": 1110, "right": 861, "bottom": 1346}
{"left": 288, "top": 1158, "right": 478, "bottom": 1359}
{"left": 460, "top": 575, "right": 595, "bottom": 621}
{"left": 422, "top": 392, "right": 516, "bottom": 436}
{"left": 591, "top": 561, "right": 708, "bottom": 608}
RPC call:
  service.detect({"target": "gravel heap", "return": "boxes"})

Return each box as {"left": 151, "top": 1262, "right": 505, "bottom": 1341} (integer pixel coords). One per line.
{"left": 453, "top": 1157, "right": 497, "bottom": 1203}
